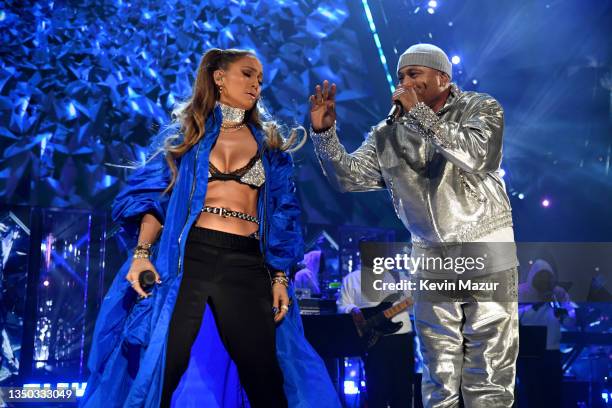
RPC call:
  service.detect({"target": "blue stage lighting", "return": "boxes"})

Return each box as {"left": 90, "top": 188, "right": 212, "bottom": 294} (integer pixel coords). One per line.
{"left": 127, "top": 86, "right": 138, "bottom": 98}
{"left": 451, "top": 55, "right": 461, "bottom": 65}
{"left": 40, "top": 132, "right": 52, "bottom": 157}
{"left": 67, "top": 101, "right": 77, "bottom": 119}
{"left": 18, "top": 97, "right": 29, "bottom": 118}
{"left": 344, "top": 380, "right": 360, "bottom": 395}
{"left": 130, "top": 100, "right": 140, "bottom": 112}
{"left": 361, "top": 0, "right": 395, "bottom": 93}
{"left": 223, "top": 28, "right": 235, "bottom": 41}
{"left": 428, "top": 0, "right": 438, "bottom": 8}
{"left": 167, "top": 92, "right": 176, "bottom": 108}
{"left": 316, "top": 6, "right": 339, "bottom": 21}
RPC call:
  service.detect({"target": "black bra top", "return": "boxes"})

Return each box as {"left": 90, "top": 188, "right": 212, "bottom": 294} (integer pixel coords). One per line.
{"left": 207, "top": 151, "right": 265, "bottom": 189}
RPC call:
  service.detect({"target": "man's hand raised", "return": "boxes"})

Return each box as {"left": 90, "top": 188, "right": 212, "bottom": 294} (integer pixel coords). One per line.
{"left": 309, "top": 80, "right": 337, "bottom": 132}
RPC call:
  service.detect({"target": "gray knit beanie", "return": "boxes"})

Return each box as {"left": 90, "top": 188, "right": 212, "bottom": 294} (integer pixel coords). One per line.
{"left": 397, "top": 44, "right": 452, "bottom": 80}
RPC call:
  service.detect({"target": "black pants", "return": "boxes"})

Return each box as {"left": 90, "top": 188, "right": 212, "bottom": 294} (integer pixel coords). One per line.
{"left": 160, "top": 227, "right": 287, "bottom": 408}
{"left": 364, "top": 333, "right": 415, "bottom": 408}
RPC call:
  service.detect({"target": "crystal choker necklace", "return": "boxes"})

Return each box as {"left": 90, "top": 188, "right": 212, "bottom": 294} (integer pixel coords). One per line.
{"left": 218, "top": 102, "right": 245, "bottom": 124}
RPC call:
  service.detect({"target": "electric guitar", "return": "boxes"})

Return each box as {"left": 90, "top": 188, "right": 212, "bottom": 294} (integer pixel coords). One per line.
{"left": 353, "top": 297, "right": 413, "bottom": 349}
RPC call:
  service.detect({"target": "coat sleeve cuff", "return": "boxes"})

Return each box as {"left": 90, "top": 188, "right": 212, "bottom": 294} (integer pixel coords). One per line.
{"left": 408, "top": 102, "right": 453, "bottom": 149}
{"left": 310, "top": 123, "right": 343, "bottom": 162}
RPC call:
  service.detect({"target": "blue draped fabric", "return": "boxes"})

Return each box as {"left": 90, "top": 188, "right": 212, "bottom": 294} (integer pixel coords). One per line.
{"left": 81, "top": 105, "right": 341, "bottom": 408}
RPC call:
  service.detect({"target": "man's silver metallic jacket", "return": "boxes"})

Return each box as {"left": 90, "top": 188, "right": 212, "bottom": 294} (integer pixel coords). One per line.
{"left": 311, "top": 84, "right": 513, "bottom": 246}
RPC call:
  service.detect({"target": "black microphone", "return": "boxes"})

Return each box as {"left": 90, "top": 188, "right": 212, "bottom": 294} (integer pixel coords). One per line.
{"left": 139, "top": 270, "right": 157, "bottom": 293}
{"left": 385, "top": 101, "right": 404, "bottom": 125}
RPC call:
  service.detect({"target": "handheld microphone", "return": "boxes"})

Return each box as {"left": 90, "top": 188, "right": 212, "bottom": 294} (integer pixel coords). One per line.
{"left": 385, "top": 101, "right": 404, "bottom": 125}
{"left": 139, "top": 270, "right": 157, "bottom": 293}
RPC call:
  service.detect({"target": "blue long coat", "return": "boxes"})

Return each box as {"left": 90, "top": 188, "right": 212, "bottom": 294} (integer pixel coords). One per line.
{"left": 81, "top": 105, "right": 341, "bottom": 408}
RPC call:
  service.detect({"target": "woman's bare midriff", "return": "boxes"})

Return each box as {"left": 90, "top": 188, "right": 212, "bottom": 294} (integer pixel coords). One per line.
{"left": 195, "top": 181, "right": 259, "bottom": 236}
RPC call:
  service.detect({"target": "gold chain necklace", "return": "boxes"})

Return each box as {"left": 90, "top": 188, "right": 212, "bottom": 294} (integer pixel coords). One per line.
{"left": 220, "top": 123, "right": 246, "bottom": 133}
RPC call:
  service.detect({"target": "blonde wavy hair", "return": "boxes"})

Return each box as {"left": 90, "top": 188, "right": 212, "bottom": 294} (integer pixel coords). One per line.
{"left": 162, "top": 48, "right": 305, "bottom": 193}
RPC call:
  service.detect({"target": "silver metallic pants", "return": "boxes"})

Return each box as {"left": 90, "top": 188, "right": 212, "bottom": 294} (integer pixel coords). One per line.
{"left": 414, "top": 268, "right": 519, "bottom": 408}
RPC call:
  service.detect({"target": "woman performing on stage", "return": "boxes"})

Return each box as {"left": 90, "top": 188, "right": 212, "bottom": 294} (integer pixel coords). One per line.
{"left": 80, "top": 48, "right": 340, "bottom": 408}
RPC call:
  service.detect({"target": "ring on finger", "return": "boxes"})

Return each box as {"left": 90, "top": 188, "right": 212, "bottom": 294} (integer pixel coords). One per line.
{"left": 280, "top": 305, "right": 289, "bottom": 312}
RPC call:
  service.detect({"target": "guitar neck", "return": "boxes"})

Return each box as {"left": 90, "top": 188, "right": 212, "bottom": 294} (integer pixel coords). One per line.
{"left": 382, "top": 298, "right": 412, "bottom": 319}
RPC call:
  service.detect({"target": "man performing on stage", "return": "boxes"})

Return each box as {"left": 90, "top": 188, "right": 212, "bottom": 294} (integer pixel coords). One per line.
{"left": 309, "top": 43, "right": 519, "bottom": 407}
